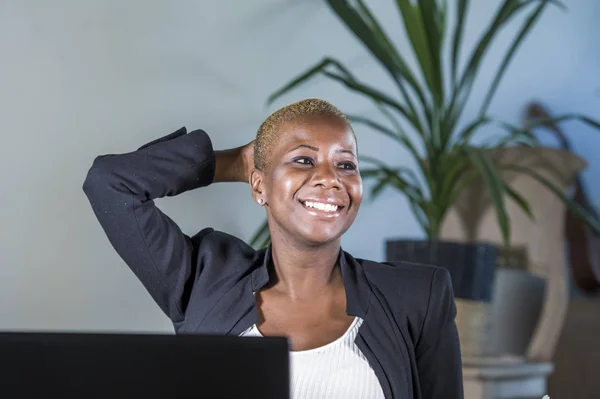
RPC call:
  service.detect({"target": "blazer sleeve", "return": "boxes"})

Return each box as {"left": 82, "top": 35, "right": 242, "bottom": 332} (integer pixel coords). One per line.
{"left": 415, "top": 267, "right": 464, "bottom": 399}
{"left": 82, "top": 127, "right": 216, "bottom": 324}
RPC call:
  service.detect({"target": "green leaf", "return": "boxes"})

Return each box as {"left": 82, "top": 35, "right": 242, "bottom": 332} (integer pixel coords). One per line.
{"left": 527, "top": 114, "right": 600, "bottom": 131}
{"left": 326, "top": 0, "right": 431, "bottom": 125}
{"left": 438, "top": 0, "right": 448, "bottom": 44}
{"left": 322, "top": 70, "right": 419, "bottom": 128}
{"left": 346, "top": 113, "right": 421, "bottom": 161}
{"left": 505, "top": 165, "right": 600, "bottom": 235}
{"left": 360, "top": 168, "right": 383, "bottom": 179}
{"left": 257, "top": 234, "right": 272, "bottom": 249}
{"left": 370, "top": 176, "right": 391, "bottom": 200}
{"left": 438, "top": 150, "right": 470, "bottom": 203}
{"left": 445, "top": 0, "right": 546, "bottom": 135}
{"left": 466, "top": 148, "right": 511, "bottom": 246}
{"left": 480, "top": 1, "right": 563, "bottom": 116}
{"left": 466, "top": 113, "right": 600, "bottom": 148}
{"left": 249, "top": 219, "right": 270, "bottom": 249}
{"left": 484, "top": 132, "right": 539, "bottom": 148}
{"left": 365, "top": 167, "right": 431, "bottom": 236}
{"left": 457, "top": 116, "right": 537, "bottom": 146}
{"left": 395, "top": 0, "right": 442, "bottom": 105}
{"left": 408, "top": 197, "right": 431, "bottom": 237}
{"left": 267, "top": 56, "right": 422, "bottom": 131}
{"left": 359, "top": 156, "right": 423, "bottom": 191}
{"left": 326, "top": 1, "right": 404, "bottom": 81}
{"left": 267, "top": 57, "right": 350, "bottom": 105}
{"left": 450, "top": 0, "right": 469, "bottom": 86}
{"left": 350, "top": 107, "right": 435, "bottom": 189}
{"left": 354, "top": 0, "right": 427, "bottom": 128}
{"left": 416, "top": 0, "right": 445, "bottom": 106}
{"left": 447, "top": 168, "right": 481, "bottom": 207}
{"left": 502, "top": 181, "right": 535, "bottom": 220}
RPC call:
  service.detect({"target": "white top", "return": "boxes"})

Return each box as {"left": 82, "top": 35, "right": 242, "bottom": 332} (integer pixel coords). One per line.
{"left": 240, "top": 317, "right": 385, "bottom": 399}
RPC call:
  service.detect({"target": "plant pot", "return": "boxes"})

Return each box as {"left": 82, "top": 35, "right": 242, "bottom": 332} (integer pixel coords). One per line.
{"left": 440, "top": 146, "right": 586, "bottom": 361}
{"left": 487, "top": 268, "right": 546, "bottom": 356}
{"left": 386, "top": 239, "right": 497, "bottom": 357}
{"left": 386, "top": 239, "right": 497, "bottom": 300}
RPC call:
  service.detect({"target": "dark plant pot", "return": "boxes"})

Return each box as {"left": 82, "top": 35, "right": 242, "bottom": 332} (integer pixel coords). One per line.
{"left": 386, "top": 239, "right": 497, "bottom": 302}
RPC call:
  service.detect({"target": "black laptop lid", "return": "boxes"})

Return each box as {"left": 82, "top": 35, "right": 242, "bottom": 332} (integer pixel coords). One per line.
{"left": 0, "top": 332, "right": 289, "bottom": 399}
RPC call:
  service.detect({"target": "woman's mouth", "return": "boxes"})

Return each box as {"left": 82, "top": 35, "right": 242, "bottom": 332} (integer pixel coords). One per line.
{"left": 300, "top": 200, "right": 345, "bottom": 218}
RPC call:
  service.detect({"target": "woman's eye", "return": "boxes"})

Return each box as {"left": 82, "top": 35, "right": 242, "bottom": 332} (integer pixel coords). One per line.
{"left": 293, "top": 157, "right": 314, "bottom": 166}
{"left": 339, "top": 162, "right": 357, "bottom": 171}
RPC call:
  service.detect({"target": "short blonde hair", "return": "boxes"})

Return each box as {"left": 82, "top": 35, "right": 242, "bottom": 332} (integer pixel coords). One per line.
{"left": 254, "top": 98, "right": 353, "bottom": 170}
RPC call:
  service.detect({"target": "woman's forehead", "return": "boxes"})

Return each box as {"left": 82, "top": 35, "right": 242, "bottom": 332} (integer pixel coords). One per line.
{"left": 275, "top": 118, "right": 357, "bottom": 151}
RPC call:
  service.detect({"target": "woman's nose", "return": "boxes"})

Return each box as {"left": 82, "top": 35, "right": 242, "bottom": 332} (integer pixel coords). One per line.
{"left": 311, "top": 164, "right": 341, "bottom": 190}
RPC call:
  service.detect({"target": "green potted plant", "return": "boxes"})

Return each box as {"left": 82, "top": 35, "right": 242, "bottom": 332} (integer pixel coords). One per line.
{"left": 249, "top": 0, "right": 600, "bottom": 303}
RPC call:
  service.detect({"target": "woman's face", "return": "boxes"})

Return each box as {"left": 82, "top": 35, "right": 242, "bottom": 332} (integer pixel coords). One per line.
{"left": 253, "top": 116, "right": 362, "bottom": 246}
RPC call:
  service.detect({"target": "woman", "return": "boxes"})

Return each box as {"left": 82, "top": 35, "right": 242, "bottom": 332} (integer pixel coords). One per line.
{"left": 83, "top": 98, "right": 463, "bottom": 399}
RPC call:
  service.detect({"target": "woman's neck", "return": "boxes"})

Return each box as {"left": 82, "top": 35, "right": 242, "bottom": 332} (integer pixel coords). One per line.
{"left": 268, "top": 234, "right": 343, "bottom": 301}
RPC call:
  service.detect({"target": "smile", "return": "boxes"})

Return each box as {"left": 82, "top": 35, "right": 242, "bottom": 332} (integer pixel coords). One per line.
{"left": 300, "top": 200, "right": 345, "bottom": 217}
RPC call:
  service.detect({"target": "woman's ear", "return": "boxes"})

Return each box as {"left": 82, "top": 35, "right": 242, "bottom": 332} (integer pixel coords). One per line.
{"left": 250, "top": 169, "right": 267, "bottom": 206}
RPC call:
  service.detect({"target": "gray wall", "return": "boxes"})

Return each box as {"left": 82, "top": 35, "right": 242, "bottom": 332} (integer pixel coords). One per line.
{"left": 1, "top": 0, "right": 599, "bottom": 333}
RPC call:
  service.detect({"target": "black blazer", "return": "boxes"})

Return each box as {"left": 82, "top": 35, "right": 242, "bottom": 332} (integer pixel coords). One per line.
{"left": 83, "top": 127, "right": 463, "bottom": 399}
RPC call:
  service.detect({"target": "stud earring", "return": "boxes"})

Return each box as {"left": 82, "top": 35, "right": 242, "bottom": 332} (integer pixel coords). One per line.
{"left": 258, "top": 198, "right": 264, "bottom": 205}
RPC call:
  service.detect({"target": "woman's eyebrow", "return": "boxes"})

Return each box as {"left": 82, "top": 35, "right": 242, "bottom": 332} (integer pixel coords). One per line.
{"left": 336, "top": 149, "right": 357, "bottom": 158}
{"left": 288, "top": 144, "right": 319, "bottom": 153}
{"left": 287, "top": 144, "right": 356, "bottom": 158}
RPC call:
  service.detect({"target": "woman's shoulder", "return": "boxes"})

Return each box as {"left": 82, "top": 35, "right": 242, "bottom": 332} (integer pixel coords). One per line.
{"left": 191, "top": 227, "right": 264, "bottom": 274}
{"left": 357, "top": 256, "right": 447, "bottom": 291}
{"left": 349, "top": 255, "right": 456, "bottom": 342}
{"left": 349, "top": 255, "right": 453, "bottom": 315}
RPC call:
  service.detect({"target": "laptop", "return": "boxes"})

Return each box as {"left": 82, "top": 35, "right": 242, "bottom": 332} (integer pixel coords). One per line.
{"left": 0, "top": 332, "right": 289, "bottom": 398}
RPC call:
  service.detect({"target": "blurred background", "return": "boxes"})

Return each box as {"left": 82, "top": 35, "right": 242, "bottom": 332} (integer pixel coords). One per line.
{"left": 1, "top": 1, "right": 599, "bottom": 397}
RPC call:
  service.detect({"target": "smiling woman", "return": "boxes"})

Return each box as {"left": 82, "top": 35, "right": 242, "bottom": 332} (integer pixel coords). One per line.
{"left": 250, "top": 101, "right": 362, "bottom": 248}
{"left": 83, "top": 98, "right": 463, "bottom": 399}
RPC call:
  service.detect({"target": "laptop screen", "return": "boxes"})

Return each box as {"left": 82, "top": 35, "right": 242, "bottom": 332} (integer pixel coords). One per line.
{"left": 0, "top": 332, "right": 289, "bottom": 398}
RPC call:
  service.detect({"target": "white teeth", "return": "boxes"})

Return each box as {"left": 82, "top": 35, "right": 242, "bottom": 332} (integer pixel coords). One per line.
{"left": 304, "top": 201, "right": 339, "bottom": 212}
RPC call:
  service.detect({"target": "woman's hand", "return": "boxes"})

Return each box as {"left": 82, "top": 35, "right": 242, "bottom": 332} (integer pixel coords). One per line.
{"left": 239, "top": 140, "right": 255, "bottom": 183}
{"left": 214, "top": 141, "right": 255, "bottom": 183}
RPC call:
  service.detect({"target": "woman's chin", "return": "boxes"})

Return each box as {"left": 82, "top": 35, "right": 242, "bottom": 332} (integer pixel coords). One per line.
{"left": 294, "top": 226, "right": 347, "bottom": 247}
{"left": 269, "top": 213, "right": 355, "bottom": 247}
